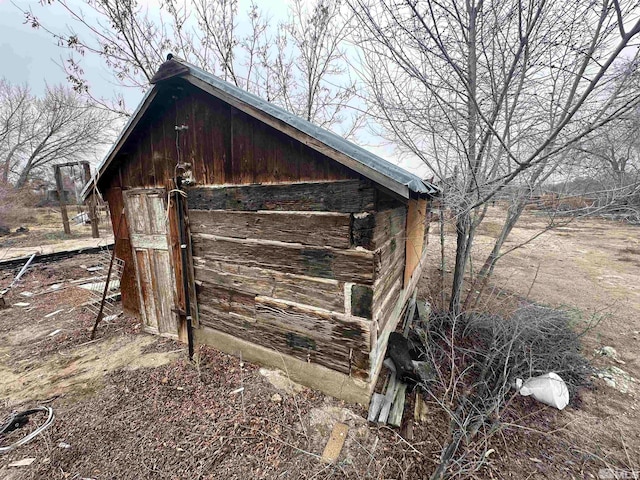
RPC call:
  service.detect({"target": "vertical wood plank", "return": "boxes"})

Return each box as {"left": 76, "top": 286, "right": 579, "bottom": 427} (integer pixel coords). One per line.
{"left": 136, "top": 249, "right": 158, "bottom": 330}
{"left": 404, "top": 199, "right": 427, "bottom": 287}
{"left": 153, "top": 249, "right": 178, "bottom": 334}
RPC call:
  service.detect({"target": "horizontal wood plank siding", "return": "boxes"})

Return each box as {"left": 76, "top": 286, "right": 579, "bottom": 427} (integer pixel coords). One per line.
{"left": 374, "top": 276, "right": 403, "bottom": 333}
{"left": 255, "top": 296, "right": 370, "bottom": 378}
{"left": 197, "top": 296, "right": 370, "bottom": 378}
{"left": 192, "top": 233, "right": 377, "bottom": 284}
{"left": 197, "top": 283, "right": 256, "bottom": 319}
{"left": 374, "top": 207, "right": 407, "bottom": 248}
{"left": 352, "top": 206, "right": 406, "bottom": 250}
{"left": 186, "top": 180, "right": 376, "bottom": 213}
{"left": 376, "top": 229, "right": 406, "bottom": 276}
{"left": 198, "top": 304, "right": 255, "bottom": 338}
{"left": 369, "top": 206, "right": 407, "bottom": 332}
{"left": 194, "top": 259, "right": 345, "bottom": 312}
{"left": 189, "top": 210, "right": 351, "bottom": 248}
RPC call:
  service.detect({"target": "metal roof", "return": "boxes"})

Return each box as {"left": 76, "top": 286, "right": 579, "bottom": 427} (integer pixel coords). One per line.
{"left": 84, "top": 59, "right": 439, "bottom": 199}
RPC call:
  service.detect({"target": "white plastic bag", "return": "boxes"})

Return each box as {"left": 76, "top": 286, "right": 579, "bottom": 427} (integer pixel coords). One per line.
{"left": 515, "top": 372, "right": 569, "bottom": 410}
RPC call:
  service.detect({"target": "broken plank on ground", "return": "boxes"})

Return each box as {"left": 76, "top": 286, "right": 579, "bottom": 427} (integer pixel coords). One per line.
{"left": 321, "top": 423, "right": 349, "bottom": 463}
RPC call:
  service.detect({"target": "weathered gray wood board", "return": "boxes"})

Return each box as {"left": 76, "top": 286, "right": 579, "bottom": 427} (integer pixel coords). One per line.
{"left": 196, "top": 282, "right": 256, "bottom": 318}
{"left": 195, "top": 326, "right": 371, "bottom": 405}
{"left": 376, "top": 228, "right": 406, "bottom": 276}
{"left": 373, "top": 252, "right": 404, "bottom": 307}
{"left": 351, "top": 284, "right": 373, "bottom": 319}
{"left": 255, "top": 296, "right": 371, "bottom": 378}
{"left": 368, "top": 207, "right": 407, "bottom": 330}
{"left": 352, "top": 207, "right": 406, "bottom": 250}
{"left": 192, "top": 233, "right": 377, "bottom": 284}
{"left": 194, "top": 259, "right": 345, "bottom": 312}
{"left": 373, "top": 207, "right": 406, "bottom": 248}
{"left": 387, "top": 382, "right": 408, "bottom": 427}
{"left": 198, "top": 295, "right": 370, "bottom": 378}
{"left": 372, "top": 254, "right": 404, "bottom": 330}
{"left": 189, "top": 210, "right": 352, "bottom": 249}
{"left": 187, "top": 180, "right": 376, "bottom": 213}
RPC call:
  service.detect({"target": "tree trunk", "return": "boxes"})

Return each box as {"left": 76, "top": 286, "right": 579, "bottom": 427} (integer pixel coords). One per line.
{"left": 439, "top": 202, "right": 446, "bottom": 310}
{"left": 15, "top": 135, "right": 50, "bottom": 189}
{"left": 450, "top": 211, "right": 471, "bottom": 314}
{"left": 463, "top": 200, "right": 525, "bottom": 310}
{"left": 14, "top": 165, "right": 32, "bottom": 189}
{"left": 1, "top": 144, "right": 21, "bottom": 183}
{"left": 449, "top": 1, "right": 478, "bottom": 314}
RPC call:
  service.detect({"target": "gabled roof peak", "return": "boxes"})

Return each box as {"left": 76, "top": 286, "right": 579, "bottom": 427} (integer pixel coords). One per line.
{"left": 84, "top": 58, "right": 439, "bottom": 200}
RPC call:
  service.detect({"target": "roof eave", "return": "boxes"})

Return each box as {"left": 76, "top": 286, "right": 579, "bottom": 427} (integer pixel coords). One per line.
{"left": 86, "top": 58, "right": 440, "bottom": 200}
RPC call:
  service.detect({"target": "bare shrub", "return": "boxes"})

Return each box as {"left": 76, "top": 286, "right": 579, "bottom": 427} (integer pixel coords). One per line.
{"left": 412, "top": 304, "right": 594, "bottom": 478}
{"left": 0, "top": 182, "right": 38, "bottom": 228}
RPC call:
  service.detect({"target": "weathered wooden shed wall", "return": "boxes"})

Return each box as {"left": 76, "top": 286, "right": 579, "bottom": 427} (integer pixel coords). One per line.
{"left": 100, "top": 81, "right": 362, "bottom": 315}
{"left": 188, "top": 179, "right": 404, "bottom": 380}
{"left": 102, "top": 82, "right": 358, "bottom": 190}
{"left": 97, "top": 78, "right": 433, "bottom": 403}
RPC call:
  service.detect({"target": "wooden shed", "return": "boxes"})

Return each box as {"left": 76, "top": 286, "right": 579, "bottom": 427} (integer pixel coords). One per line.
{"left": 84, "top": 58, "right": 439, "bottom": 404}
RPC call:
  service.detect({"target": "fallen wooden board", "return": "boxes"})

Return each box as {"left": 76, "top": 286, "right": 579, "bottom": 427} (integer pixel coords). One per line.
{"left": 0, "top": 244, "right": 114, "bottom": 271}
{"left": 378, "top": 371, "right": 397, "bottom": 424}
{"left": 416, "top": 300, "right": 430, "bottom": 324}
{"left": 402, "top": 291, "right": 417, "bottom": 336}
{"left": 322, "top": 423, "right": 349, "bottom": 463}
{"left": 414, "top": 392, "right": 429, "bottom": 423}
{"left": 367, "top": 393, "right": 385, "bottom": 423}
{"left": 388, "top": 382, "right": 407, "bottom": 427}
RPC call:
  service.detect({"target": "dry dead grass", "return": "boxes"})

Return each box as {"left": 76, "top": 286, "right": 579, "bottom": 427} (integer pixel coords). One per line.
{"left": 0, "top": 205, "right": 113, "bottom": 262}
{"left": 619, "top": 246, "right": 640, "bottom": 256}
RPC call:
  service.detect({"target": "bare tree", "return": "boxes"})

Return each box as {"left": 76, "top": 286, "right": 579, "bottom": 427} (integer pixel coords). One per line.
{"left": 280, "top": 0, "right": 361, "bottom": 135}
{"left": 0, "top": 80, "right": 32, "bottom": 184}
{"left": 0, "top": 82, "right": 114, "bottom": 189}
{"left": 573, "top": 110, "right": 640, "bottom": 188}
{"left": 19, "top": 0, "right": 362, "bottom": 134}
{"left": 350, "top": 0, "right": 640, "bottom": 313}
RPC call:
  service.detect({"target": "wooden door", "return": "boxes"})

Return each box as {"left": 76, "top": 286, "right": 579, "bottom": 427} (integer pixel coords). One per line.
{"left": 124, "top": 189, "right": 179, "bottom": 337}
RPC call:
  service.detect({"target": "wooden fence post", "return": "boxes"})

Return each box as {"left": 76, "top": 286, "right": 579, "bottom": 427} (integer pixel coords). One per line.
{"left": 54, "top": 165, "right": 71, "bottom": 235}
{"left": 82, "top": 162, "right": 99, "bottom": 238}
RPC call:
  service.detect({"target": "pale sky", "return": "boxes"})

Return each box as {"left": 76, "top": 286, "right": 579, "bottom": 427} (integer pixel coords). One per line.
{"left": 0, "top": 0, "right": 430, "bottom": 178}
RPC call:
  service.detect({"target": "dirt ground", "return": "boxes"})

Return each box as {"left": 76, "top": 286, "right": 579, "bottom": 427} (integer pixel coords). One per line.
{"left": 0, "top": 207, "right": 638, "bottom": 479}
{"left": 495, "top": 209, "right": 639, "bottom": 473}
{"left": 0, "top": 255, "right": 441, "bottom": 479}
